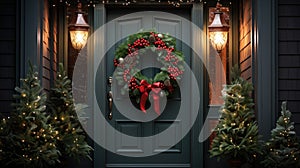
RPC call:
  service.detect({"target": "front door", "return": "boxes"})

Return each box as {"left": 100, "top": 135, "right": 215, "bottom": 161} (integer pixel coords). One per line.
{"left": 92, "top": 5, "right": 204, "bottom": 168}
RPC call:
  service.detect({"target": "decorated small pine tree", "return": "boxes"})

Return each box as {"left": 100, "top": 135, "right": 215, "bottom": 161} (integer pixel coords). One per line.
{"left": 0, "top": 64, "right": 60, "bottom": 167}
{"left": 47, "top": 63, "right": 92, "bottom": 162}
{"left": 262, "top": 101, "right": 300, "bottom": 168}
{"left": 0, "top": 115, "right": 10, "bottom": 164}
{"left": 209, "top": 66, "right": 261, "bottom": 166}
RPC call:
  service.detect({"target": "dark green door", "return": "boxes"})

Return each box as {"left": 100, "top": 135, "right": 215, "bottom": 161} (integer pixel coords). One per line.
{"left": 93, "top": 6, "right": 203, "bottom": 168}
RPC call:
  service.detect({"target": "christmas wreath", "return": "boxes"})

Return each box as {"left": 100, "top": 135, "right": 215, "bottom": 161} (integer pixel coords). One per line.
{"left": 113, "top": 31, "right": 185, "bottom": 115}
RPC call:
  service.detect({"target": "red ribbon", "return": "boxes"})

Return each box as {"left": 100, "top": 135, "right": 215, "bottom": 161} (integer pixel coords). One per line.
{"left": 138, "top": 80, "right": 162, "bottom": 115}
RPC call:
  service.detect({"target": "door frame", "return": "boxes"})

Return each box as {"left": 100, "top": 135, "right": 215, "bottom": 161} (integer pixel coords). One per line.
{"left": 91, "top": 3, "right": 205, "bottom": 168}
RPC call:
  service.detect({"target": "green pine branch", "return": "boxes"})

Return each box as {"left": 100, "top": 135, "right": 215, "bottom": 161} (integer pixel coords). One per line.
{"left": 0, "top": 62, "right": 60, "bottom": 168}
{"left": 47, "top": 63, "right": 93, "bottom": 162}
{"left": 209, "top": 65, "right": 261, "bottom": 163}
{"left": 262, "top": 101, "right": 300, "bottom": 168}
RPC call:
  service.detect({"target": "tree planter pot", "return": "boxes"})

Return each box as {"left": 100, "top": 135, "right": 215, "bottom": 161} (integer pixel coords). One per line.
{"left": 59, "top": 156, "right": 92, "bottom": 168}
{"left": 227, "top": 159, "right": 243, "bottom": 168}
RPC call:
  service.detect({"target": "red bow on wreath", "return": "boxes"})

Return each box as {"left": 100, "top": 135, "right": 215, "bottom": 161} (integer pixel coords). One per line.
{"left": 138, "top": 80, "right": 162, "bottom": 115}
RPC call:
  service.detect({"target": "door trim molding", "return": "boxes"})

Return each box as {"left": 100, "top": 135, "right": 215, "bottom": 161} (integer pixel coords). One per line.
{"left": 252, "top": 0, "right": 277, "bottom": 140}
{"left": 93, "top": 4, "right": 106, "bottom": 168}
{"left": 19, "top": 0, "right": 43, "bottom": 78}
{"left": 94, "top": 4, "right": 204, "bottom": 168}
{"left": 191, "top": 3, "right": 204, "bottom": 168}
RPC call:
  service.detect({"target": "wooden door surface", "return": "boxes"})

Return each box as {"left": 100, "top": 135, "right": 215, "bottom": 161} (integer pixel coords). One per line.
{"left": 92, "top": 6, "right": 204, "bottom": 168}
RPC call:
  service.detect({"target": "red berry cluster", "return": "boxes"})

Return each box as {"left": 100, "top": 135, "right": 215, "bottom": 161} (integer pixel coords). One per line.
{"left": 164, "top": 54, "right": 179, "bottom": 65}
{"left": 129, "top": 77, "right": 138, "bottom": 90}
{"left": 123, "top": 69, "right": 131, "bottom": 82}
{"left": 154, "top": 39, "right": 166, "bottom": 49}
{"left": 166, "top": 85, "right": 174, "bottom": 93}
{"left": 150, "top": 32, "right": 176, "bottom": 53}
{"left": 128, "top": 38, "right": 150, "bottom": 54}
{"left": 168, "top": 74, "right": 176, "bottom": 81}
{"left": 113, "top": 59, "right": 118, "bottom": 67}
{"left": 157, "top": 82, "right": 165, "bottom": 89}
{"left": 168, "top": 66, "right": 183, "bottom": 78}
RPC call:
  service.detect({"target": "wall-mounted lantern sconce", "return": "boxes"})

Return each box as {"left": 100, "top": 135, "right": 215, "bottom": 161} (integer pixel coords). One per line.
{"left": 208, "top": 2, "right": 229, "bottom": 53}
{"left": 68, "top": 3, "right": 90, "bottom": 51}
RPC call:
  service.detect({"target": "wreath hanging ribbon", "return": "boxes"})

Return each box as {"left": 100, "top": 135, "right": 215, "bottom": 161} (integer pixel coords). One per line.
{"left": 138, "top": 80, "right": 162, "bottom": 115}
{"left": 113, "top": 31, "right": 185, "bottom": 114}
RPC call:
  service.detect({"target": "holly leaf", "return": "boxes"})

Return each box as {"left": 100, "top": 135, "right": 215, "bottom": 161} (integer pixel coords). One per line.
{"left": 132, "top": 89, "right": 140, "bottom": 97}
{"left": 151, "top": 46, "right": 156, "bottom": 52}
{"left": 160, "top": 67, "right": 167, "bottom": 71}
{"left": 154, "top": 71, "right": 168, "bottom": 82}
{"left": 164, "top": 38, "right": 173, "bottom": 42}
{"left": 136, "top": 97, "right": 140, "bottom": 104}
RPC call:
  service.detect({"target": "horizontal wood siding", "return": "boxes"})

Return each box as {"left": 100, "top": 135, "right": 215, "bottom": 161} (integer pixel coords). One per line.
{"left": 52, "top": 4, "right": 58, "bottom": 80}
{"left": 0, "top": 0, "right": 16, "bottom": 114}
{"left": 239, "top": 0, "right": 252, "bottom": 82}
{"left": 278, "top": 0, "right": 300, "bottom": 133}
{"left": 43, "top": 0, "right": 58, "bottom": 92}
{"left": 43, "top": 0, "right": 51, "bottom": 92}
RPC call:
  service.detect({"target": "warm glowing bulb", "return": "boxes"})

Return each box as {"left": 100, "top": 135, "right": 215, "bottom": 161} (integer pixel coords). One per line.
{"left": 70, "top": 30, "right": 89, "bottom": 50}
{"left": 209, "top": 31, "right": 228, "bottom": 53}
{"left": 213, "top": 32, "right": 224, "bottom": 43}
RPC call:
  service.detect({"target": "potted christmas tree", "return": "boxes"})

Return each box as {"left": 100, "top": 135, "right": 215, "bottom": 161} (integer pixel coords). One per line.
{"left": 47, "top": 63, "right": 92, "bottom": 166}
{"left": 0, "top": 64, "right": 60, "bottom": 168}
{"left": 209, "top": 66, "right": 261, "bottom": 168}
{"left": 261, "top": 101, "right": 300, "bottom": 168}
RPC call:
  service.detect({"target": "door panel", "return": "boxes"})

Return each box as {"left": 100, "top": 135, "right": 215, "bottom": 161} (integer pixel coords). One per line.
{"left": 115, "top": 120, "right": 143, "bottom": 153}
{"left": 116, "top": 17, "right": 143, "bottom": 37}
{"left": 104, "top": 8, "right": 192, "bottom": 167}
{"left": 153, "top": 120, "right": 182, "bottom": 153}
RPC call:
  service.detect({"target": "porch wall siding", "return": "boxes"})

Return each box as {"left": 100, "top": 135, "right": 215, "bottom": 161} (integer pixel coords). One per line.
{"left": 0, "top": 0, "right": 16, "bottom": 114}
{"left": 42, "top": 0, "right": 58, "bottom": 92}
{"left": 278, "top": 0, "right": 300, "bottom": 133}
{"left": 239, "top": 0, "right": 252, "bottom": 81}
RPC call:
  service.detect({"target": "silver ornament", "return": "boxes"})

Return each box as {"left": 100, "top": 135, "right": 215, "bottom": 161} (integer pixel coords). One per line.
{"left": 118, "top": 58, "right": 124, "bottom": 64}
{"left": 159, "top": 91, "right": 165, "bottom": 97}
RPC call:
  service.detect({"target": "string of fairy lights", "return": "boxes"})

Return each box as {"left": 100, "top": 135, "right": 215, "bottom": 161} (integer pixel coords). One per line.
{"left": 51, "top": 0, "right": 204, "bottom": 7}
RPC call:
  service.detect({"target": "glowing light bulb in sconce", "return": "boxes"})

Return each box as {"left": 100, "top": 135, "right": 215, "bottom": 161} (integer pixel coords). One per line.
{"left": 69, "top": 26, "right": 89, "bottom": 50}
{"left": 209, "top": 31, "right": 228, "bottom": 52}
{"left": 69, "top": 3, "right": 90, "bottom": 51}
{"left": 208, "top": 2, "right": 229, "bottom": 53}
